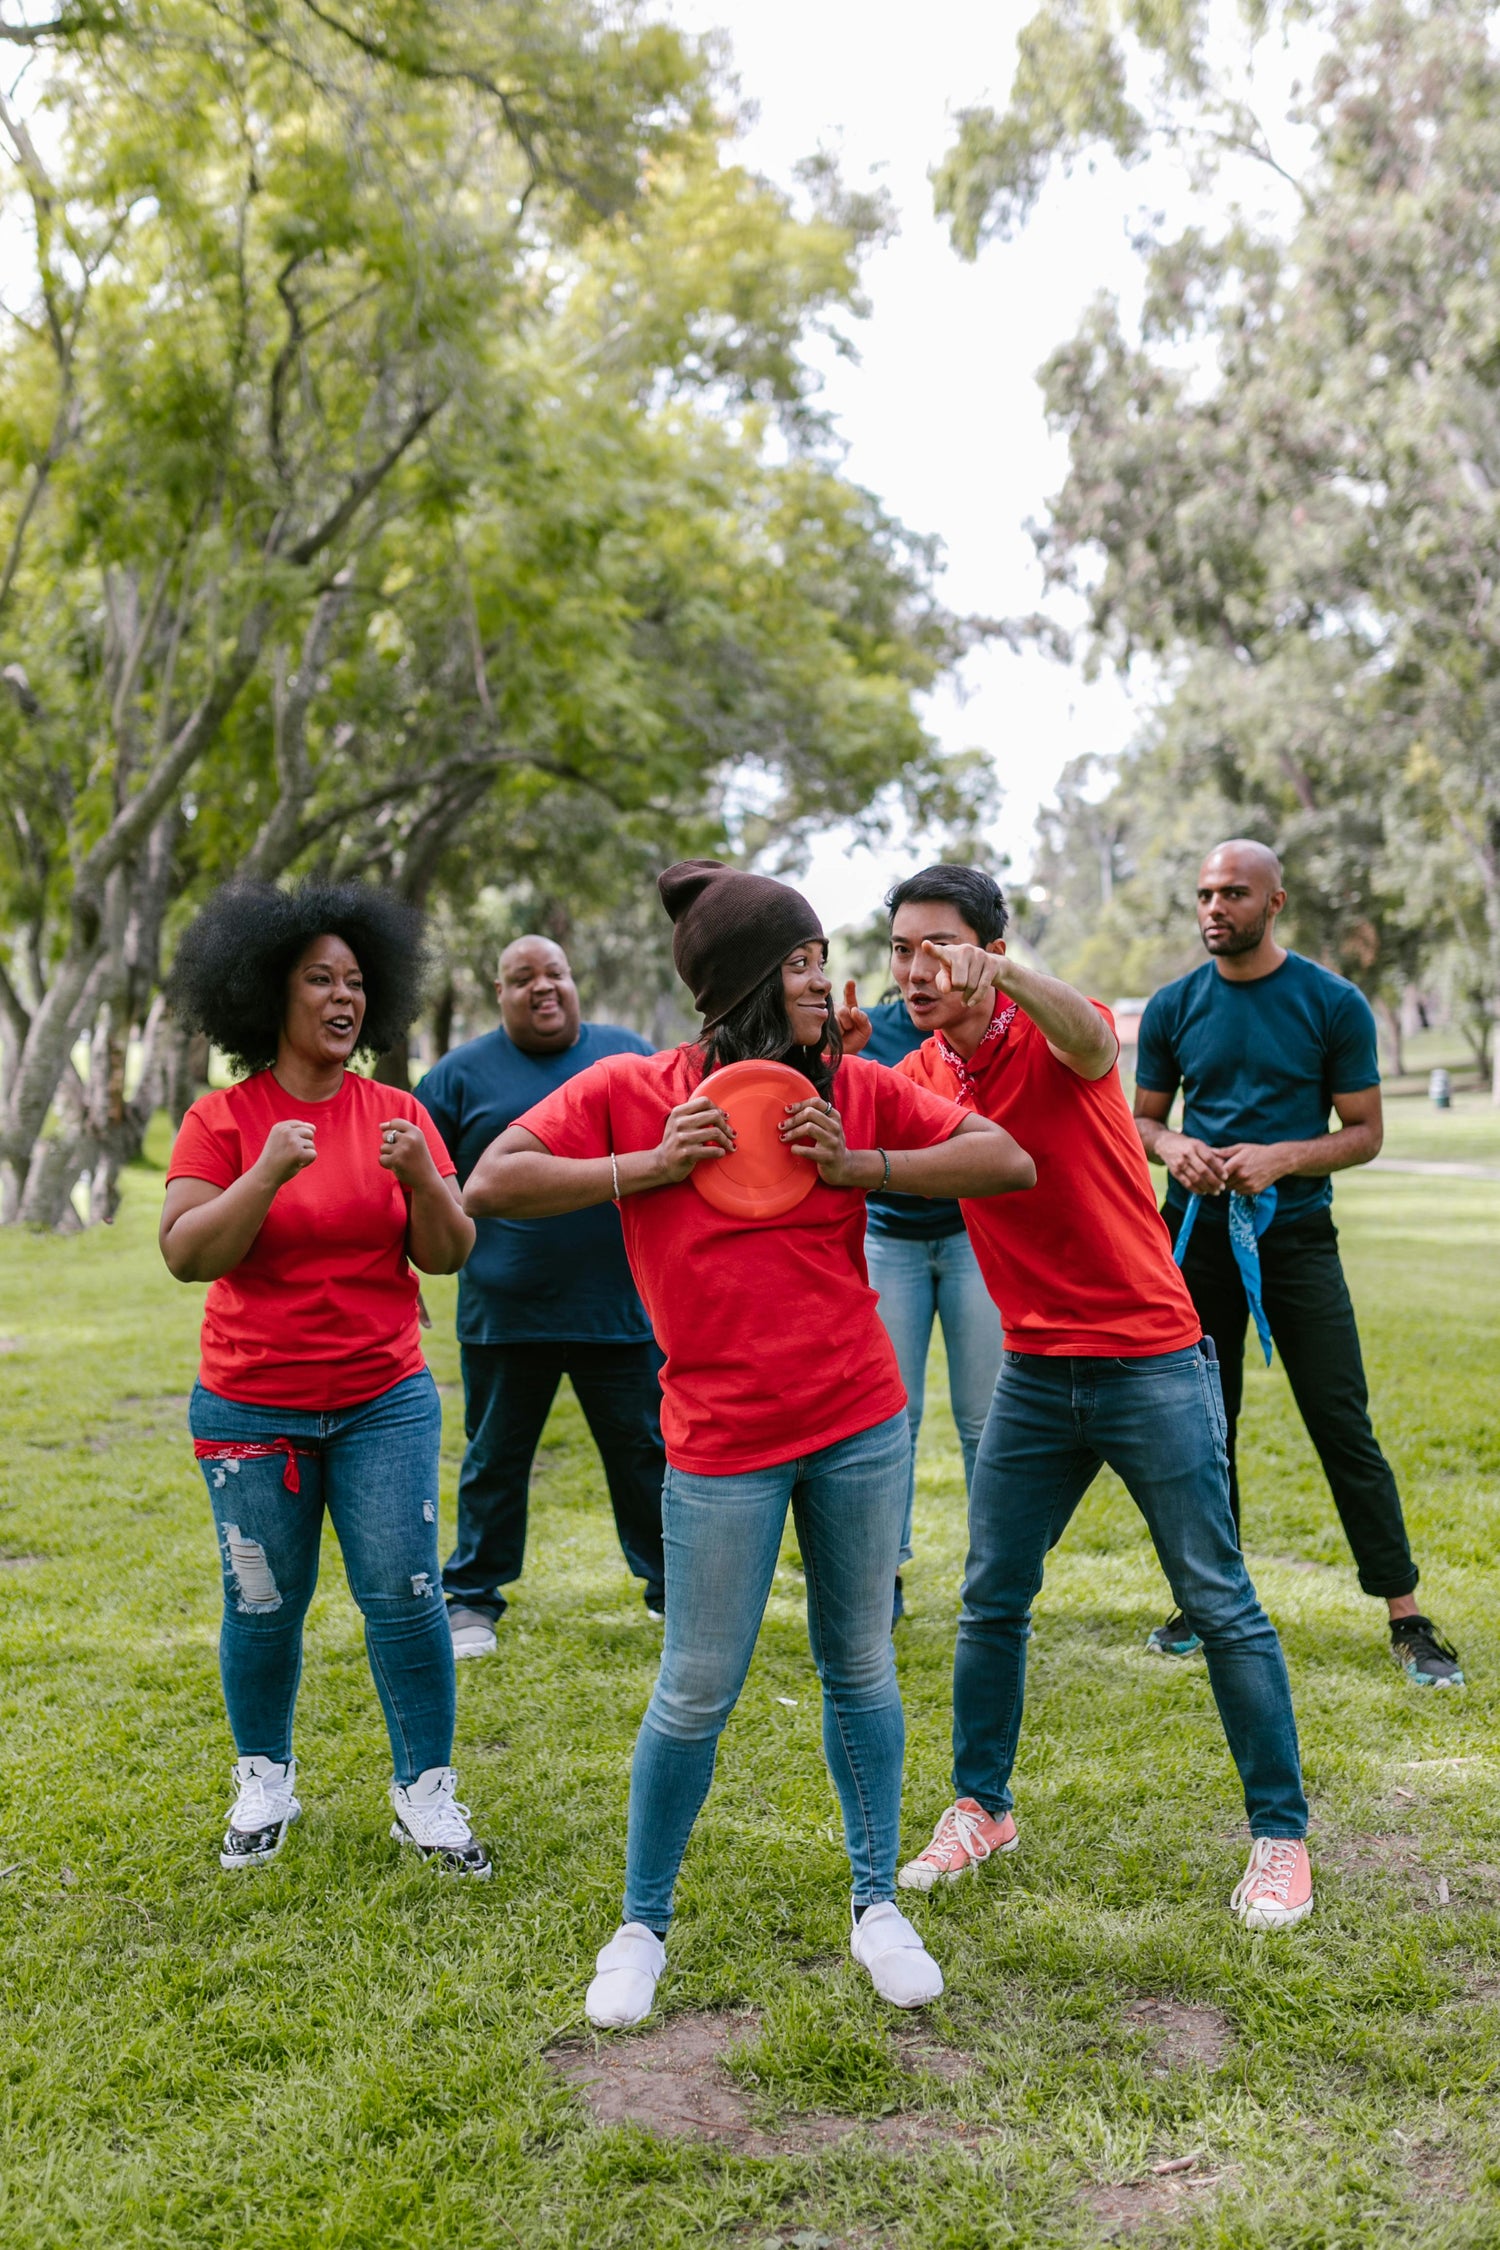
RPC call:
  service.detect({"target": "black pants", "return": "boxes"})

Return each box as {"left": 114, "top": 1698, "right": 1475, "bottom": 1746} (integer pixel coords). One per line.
{"left": 444, "top": 1341, "right": 667, "bottom": 1619}
{"left": 1170, "top": 1205, "right": 1417, "bottom": 1599}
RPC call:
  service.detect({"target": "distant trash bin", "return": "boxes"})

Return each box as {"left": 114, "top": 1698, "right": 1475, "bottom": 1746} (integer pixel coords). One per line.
{"left": 1429, "top": 1067, "right": 1451, "bottom": 1109}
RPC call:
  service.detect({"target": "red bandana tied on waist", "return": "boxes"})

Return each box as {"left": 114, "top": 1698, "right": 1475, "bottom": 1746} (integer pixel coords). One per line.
{"left": 193, "top": 1437, "right": 320, "bottom": 1493}
{"left": 934, "top": 1001, "right": 1019, "bottom": 1108}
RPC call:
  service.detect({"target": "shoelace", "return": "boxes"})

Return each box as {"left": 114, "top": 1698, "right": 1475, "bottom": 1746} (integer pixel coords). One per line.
{"left": 400, "top": 1783, "right": 474, "bottom": 1848}
{"left": 923, "top": 1801, "right": 995, "bottom": 1866}
{"left": 228, "top": 1769, "right": 288, "bottom": 1830}
{"left": 1239, "top": 1837, "right": 1300, "bottom": 1903}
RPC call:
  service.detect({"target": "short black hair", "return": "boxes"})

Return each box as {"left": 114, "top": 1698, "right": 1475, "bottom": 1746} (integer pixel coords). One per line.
{"left": 166, "top": 881, "right": 429, "bottom": 1075}
{"left": 884, "top": 863, "right": 1009, "bottom": 946}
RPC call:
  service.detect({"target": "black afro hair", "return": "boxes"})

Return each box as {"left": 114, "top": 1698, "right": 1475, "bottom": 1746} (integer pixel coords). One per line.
{"left": 165, "top": 881, "right": 429, "bottom": 1076}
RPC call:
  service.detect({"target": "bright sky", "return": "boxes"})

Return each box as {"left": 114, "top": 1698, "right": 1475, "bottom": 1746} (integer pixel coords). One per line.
{"left": 667, "top": 0, "right": 1296, "bottom": 928}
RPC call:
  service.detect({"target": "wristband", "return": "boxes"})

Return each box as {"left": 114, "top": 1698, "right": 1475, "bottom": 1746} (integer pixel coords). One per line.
{"left": 610, "top": 1151, "right": 621, "bottom": 1204}
{"left": 875, "top": 1146, "right": 890, "bottom": 1191}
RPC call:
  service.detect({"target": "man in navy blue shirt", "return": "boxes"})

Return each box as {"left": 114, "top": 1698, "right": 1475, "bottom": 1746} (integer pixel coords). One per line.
{"left": 1134, "top": 840, "right": 1463, "bottom": 1687}
{"left": 416, "top": 936, "right": 665, "bottom": 1656}
{"left": 848, "top": 984, "right": 1002, "bottom": 1623}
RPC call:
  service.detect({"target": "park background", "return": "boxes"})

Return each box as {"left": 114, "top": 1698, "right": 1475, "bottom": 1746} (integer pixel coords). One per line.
{"left": 2, "top": 1, "right": 1500, "bottom": 2245}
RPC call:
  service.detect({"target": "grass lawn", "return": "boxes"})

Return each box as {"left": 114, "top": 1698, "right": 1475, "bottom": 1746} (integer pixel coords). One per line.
{"left": 3, "top": 1127, "right": 1499, "bottom": 2248}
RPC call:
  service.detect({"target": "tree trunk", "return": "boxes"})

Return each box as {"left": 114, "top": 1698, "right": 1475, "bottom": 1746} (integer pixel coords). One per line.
{"left": 373, "top": 1038, "right": 411, "bottom": 1089}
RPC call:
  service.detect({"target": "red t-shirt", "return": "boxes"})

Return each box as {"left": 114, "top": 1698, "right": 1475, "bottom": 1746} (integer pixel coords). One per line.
{"left": 166, "top": 1069, "right": 457, "bottom": 1410}
{"left": 897, "top": 1007, "right": 1201, "bottom": 1357}
{"left": 517, "top": 1047, "right": 968, "bottom": 1473}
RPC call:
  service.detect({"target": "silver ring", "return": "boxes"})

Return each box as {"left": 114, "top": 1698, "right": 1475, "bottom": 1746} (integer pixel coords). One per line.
{"left": 822, "top": 1099, "right": 834, "bottom": 1114}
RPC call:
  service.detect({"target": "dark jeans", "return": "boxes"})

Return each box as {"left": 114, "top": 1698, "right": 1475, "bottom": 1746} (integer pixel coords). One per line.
{"left": 1171, "top": 1205, "right": 1417, "bottom": 1599}
{"left": 445, "top": 1341, "right": 666, "bottom": 1620}
{"left": 955, "top": 1347, "right": 1308, "bottom": 1838}
{"left": 190, "top": 1371, "right": 455, "bottom": 1788}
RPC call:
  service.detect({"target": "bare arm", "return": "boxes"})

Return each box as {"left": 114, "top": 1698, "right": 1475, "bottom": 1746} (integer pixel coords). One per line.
{"left": 1134, "top": 1085, "right": 1228, "bottom": 1196}
{"left": 465, "top": 1097, "right": 736, "bottom": 1218}
{"left": 380, "top": 1117, "right": 475, "bottom": 1274}
{"left": 924, "top": 943, "right": 1117, "bottom": 1080}
{"left": 159, "top": 1120, "right": 317, "bottom": 1281}
{"left": 1213, "top": 1086, "right": 1383, "bottom": 1197}
{"left": 782, "top": 1102, "right": 1035, "bottom": 1197}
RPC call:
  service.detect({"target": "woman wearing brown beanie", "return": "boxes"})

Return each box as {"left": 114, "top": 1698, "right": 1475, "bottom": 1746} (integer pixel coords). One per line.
{"left": 465, "top": 861, "right": 1035, "bottom": 2025}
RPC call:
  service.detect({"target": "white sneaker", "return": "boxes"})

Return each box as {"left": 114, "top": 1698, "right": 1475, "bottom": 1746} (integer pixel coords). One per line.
{"left": 447, "top": 1605, "right": 498, "bottom": 1659}
{"left": 389, "top": 1766, "right": 492, "bottom": 1877}
{"left": 850, "top": 1900, "right": 944, "bottom": 2008}
{"left": 585, "top": 1922, "right": 666, "bottom": 2028}
{"left": 220, "top": 1755, "right": 300, "bottom": 1871}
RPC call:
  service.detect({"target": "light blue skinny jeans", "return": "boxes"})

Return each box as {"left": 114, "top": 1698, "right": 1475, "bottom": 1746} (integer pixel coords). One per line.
{"left": 865, "top": 1224, "right": 1004, "bottom": 1561}
{"left": 623, "top": 1410, "right": 911, "bottom": 1929}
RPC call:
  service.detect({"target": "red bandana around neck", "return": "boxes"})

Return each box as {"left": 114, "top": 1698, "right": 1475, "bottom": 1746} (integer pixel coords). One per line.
{"left": 935, "top": 1000, "right": 1019, "bottom": 1108}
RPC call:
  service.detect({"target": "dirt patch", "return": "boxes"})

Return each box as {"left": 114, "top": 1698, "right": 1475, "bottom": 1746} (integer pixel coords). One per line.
{"left": 1123, "top": 1997, "right": 1232, "bottom": 2072}
{"left": 0, "top": 1337, "right": 20, "bottom": 1353}
{"left": 546, "top": 2010, "right": 993, "bottom": 2157}
{"left": 1088, "top": 2162, "right": 1226, "bottom": 2237}
{"left": 0, "top": 1553, "right": 47, "bottom": 1569}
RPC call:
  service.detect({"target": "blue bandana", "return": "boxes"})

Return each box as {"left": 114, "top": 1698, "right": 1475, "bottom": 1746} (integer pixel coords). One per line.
{"left": 1173, "top": 1186, "right": 1278, "bottom": 1365}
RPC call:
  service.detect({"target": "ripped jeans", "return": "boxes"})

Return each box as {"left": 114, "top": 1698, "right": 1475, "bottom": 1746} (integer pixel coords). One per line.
{"left": 189, "top": 1372, "right": 455, "bottom": 1787}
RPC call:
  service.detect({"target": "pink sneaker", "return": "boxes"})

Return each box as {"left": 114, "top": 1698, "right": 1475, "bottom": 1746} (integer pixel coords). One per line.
{"left": 1230, "top": 1837, "right": 1313, "bottom": 1930}
{"left": 897, "top": 1798, "right": 1019, "bottom": 1892}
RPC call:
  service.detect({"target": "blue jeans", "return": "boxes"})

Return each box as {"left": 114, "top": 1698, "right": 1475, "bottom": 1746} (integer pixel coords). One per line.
{"left": 623, "top": 1411, "right": 911, "bottom": 1928}
{"left": 954, "top": 1348, "right": 1307, "bottom": 1838}
{"left": 189, "top": 1372, "right": 456, "bottom": 1788}
{"left": 866, "top": 1225, "right": 1003, "bottom": 1560}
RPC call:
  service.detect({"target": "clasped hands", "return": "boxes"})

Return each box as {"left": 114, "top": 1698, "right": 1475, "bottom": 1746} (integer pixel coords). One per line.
{"left": 1164, "top": 1134, "right": 1289, "bottom": 1198}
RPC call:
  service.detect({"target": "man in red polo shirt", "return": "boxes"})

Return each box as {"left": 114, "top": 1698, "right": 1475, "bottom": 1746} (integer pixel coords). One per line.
{"left": 867, "top": 863, "right": 1312, "bottom": 1931}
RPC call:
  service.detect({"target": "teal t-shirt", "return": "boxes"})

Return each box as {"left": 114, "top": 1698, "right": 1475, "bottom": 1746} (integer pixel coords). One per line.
{"left": 415, "top": 1022, "right": 654, "bottom": 1344}
{"left": 1135, "top": 952, "right": 1380, "bottom": 1231}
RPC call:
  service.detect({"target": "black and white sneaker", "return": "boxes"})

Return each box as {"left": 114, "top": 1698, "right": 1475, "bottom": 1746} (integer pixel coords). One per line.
{"left": 220, "top": 1755, "right": 301, "bottom": 1871}
{"left": 1390, "top": 1615, "right": 1466, "bottom": 1688}
{"left": 390, "top": 1766, "right": 492, "bottom": 1877}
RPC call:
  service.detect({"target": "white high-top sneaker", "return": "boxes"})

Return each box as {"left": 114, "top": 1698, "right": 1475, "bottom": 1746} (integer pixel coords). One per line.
{"left": 389, "top": 1766, "right": 492, "bottom": 1878}
{"left": 220, "top": 1755, "right": 301, "bottom": 1871}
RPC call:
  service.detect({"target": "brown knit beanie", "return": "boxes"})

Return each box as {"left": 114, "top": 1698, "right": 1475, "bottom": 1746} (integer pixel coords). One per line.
{"left": 657, "top": 859, "right": 826, "bottom": 1028}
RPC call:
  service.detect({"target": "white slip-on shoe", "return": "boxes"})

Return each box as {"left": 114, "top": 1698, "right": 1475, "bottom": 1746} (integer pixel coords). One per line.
{"left": 447, "top": 1605, "right": 498, "bottom": 1659}
{"left": 850, "top": 1901, "right": 944, "bottom": 2008}
{"left": 220, "top": 1755, "right": 300, "bottom": 1871}
{"left": 389, "top": 1766, "right": 492, "bottom": 1877}
{"left": 585, "top": 1922, "right": 666, "bottom": 2029}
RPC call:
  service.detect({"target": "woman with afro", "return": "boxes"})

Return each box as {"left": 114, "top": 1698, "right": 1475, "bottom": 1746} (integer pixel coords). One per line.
{"left": 160, "top": 881, "right": 489, "bottom": 1877}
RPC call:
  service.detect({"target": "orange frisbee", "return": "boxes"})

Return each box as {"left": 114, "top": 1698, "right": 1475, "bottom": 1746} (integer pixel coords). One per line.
{"left": 691, "top": 1059, "right": 822, "bottom": 1219}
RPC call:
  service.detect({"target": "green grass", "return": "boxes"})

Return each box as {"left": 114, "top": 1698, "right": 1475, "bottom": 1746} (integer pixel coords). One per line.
{"left": 3, "top": 1134, "right": 1500, "bottom": 2247}
{"left": 1378, "top": 1085, "right": 1500, "bottom": 1167}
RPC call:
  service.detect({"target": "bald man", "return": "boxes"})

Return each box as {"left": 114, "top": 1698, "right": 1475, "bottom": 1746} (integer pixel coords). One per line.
{"left": 415, "top": 937, "right": 666, "bottom": 1651}
{"left": 1133, "top": 842, "right": 1464, "bottom": 1688}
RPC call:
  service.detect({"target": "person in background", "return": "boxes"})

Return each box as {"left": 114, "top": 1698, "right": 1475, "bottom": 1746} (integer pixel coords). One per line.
{"left": 415, "top": 935, "right": 666, "bottom": 1658}
{"left": 465, "top": 860, "right": 1037, "bottom": 2028}
{"left": 840, "top": 982, "right": 1003, "bottom": 1623}
{"left": 159, "top": 881, "right": 489, "bottom": 1878}
{"left": 1133, "top": 839, "right": 1464, "bottom": 1687}
{"left": 874, "top": 863, "right": 1314, "bottom": 1934}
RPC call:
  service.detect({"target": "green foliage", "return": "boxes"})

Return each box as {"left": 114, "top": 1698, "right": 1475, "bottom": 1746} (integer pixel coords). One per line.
{"left": 944, "top": 0, "right": 1500, "bottom": 1058}
{"left": 1, "top": 1143, "right": 1499, "bottom": 2241}
{"left": 0, "top": 1, "right": 980, "bottom": 1222}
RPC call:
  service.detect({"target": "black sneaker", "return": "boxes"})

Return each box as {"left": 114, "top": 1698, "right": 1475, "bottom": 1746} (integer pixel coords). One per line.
{"left": 1390, "top": 1615, "right": 1465, "bottom": 1689}
{"left": 644, "top": 1587, "right": 665, "bottom": 1623}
